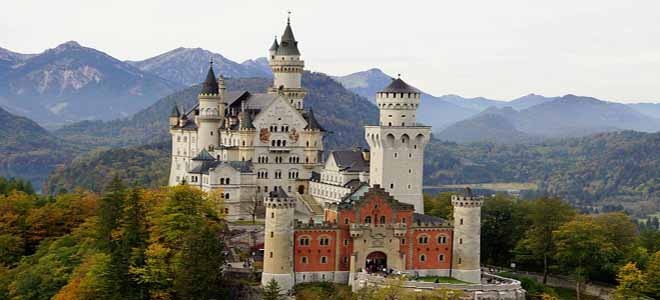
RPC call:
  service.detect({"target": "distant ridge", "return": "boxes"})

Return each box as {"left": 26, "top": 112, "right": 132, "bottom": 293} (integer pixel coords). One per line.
{"left": 127, "top": 48, "right": 272, "bottom": 86}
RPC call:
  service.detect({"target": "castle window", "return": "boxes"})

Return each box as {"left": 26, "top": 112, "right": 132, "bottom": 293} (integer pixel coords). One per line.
{"left": 344, "top": 218, "right": 349, "bottom": 225}
{"left": 438, "top": 235, "right": 447, "bottom": 244}
{"left": 210, "top": 131, "right": 213, "bottom": 136}
{"left": 319, "top": 237, "right": 330, "bottom": 246}
{"left": 269, "top": 252, "right": 273, "bottom": 258}
{"left": 270, "top": 232, "right": 273, "bottom": 238}
{"left": 364, "top": 216, "right": 372, "bottom": 224}
{"left": 226, "top": 178, "right": 230, "bottom": 185}
{"left": 343, "top": 256, "right": 349, "bottom": 264}
{"left": 380, "top": 216, "right": 386, "bottom": 224}
{"left": 388, "top": 122, "right": 392, "bottom": 126}
{"left": 390, "top": 183, "right": 394, "bottom": 189}
{"left": 420, "top": 254, "right": 426, "bottom": 262}
{"left": 460, "top": 218, "right": 463, "bottom": 225}
{"left": 301, "top": 256, "right": 308, "bottom": 264}
{"left": 408, "top": 169, "right": 412, "bottom": 174}
{"left": 401, "top": 238, "right": 405, "bottom": 244}
{"left": 225, "top": 193, "right": 229, "bottom": 199}
{"left": 459, "top": 238, "right": 463, "bottom": 244}
{"left": 320, "top": 256, "right": 328, "bottom": 264}
{"left": 439, "top": 254, "right": 445, "bottom": 262}
{"left": 418, "top": 235, "right": 428, "bottom": 244}
{"left": 271, "top": 212, "right": 274, "bottom": 218}
{"left": 458, "top": 258, "right": 462, "bottom": 264}
{"left": 344, "top": 239, "right": 349, "bottom": 246}
{"left": 299, "top": 237, "right": 310, "bottom": 246}
{"left": 402, "top": 217, "right": 406, "bottom": 224}
{"left": 394, "top": 153, "right": 398, "bottom": 158}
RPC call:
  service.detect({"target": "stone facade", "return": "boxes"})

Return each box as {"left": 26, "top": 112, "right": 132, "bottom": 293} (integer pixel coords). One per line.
{"left": 168, "top": 18, "right": 324, "bottom": 221}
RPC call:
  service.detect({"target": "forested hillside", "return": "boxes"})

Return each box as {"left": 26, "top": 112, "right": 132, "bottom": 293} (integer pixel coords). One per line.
{"left": 0, "top": 107, "right": 81, "bottom": 189}
{"left": 425, "top": 131, "right": 660, "bottom": 213}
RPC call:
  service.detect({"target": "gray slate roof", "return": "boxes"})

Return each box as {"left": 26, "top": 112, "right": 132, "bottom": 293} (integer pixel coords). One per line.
{"left": 380, "top": 78, "right": 420, "bottom": 94}
{"left": 201, "top": 65, "right": 219, "bottom": 95}
{"left": 269, "top": 186, "right": 289, "bottom": 198}
{"left": 189, "top": 160, "right": 254, "bottom": 175}
{"left": 276, "top": 21, "right": 300, "bottom": 56}
{"left": 412, "top": 213, "right": 446, "bottom": 225}
{"left": 331, "top": 150, "right": 369, "bottom": 172}
{"left": 192, "top": 149, "right": 215, "bottom": 161}
{"left": 303, "top": 109, "right": 324, "bottom": 131}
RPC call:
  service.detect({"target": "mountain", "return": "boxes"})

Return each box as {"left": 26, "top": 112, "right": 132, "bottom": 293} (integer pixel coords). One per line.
{"left": 508, "top": 93, "right": 557, "bottom": 110}
{"left": 0, "top": 107, "right": 80, "bottom": 189}
{"left": 437, "top": 95, "right": 660, "bottom": 143}
{"left": 127, "top": 48, "right": 272, "bottom": 86}
{"left": 331, "top": 68, "right": 481, "bottom": 129}
{"left": 516, "top": 95, "right": 660, "bottom": 136}
{"left": 332, "top": 68, "right": 392, "bottom": 103}
{"left": 0, "top": 47, "right": 34, "bottom": 76}
{"left": 435, "top": 113, "right": 536, "bottom": 144}
{"left": 629, "top": 103, "right": 660, "bottom": 119}
{"left": 0, "top": 41, "right": 183, "bottom": 128}
{"left": 54, "top": 71, "right": 378, "bottom": 151}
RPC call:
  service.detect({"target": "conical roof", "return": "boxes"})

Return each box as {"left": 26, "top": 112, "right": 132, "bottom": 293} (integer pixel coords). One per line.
{"left": 269, "top": 37, "right": 279, "bottom": 51}
{"left": 200, "top": 64, "right": 219, "bottom": 95}
{"left": 239, "top": 111, "right": 255, "bottom": 129}
{"left": 380, "top": 78, "right": 420, "bottom": 93}
{"left": 276, "top": 19, "right": 300, "bottom": 56}
{"left": 170, "top": 105, "right": 180, "bottom": 117}
{"left": 192, "top": 149, "right": 215, "bottom": 161}
{"left": 304, "top": 109, "right": 325, "bottom": 131}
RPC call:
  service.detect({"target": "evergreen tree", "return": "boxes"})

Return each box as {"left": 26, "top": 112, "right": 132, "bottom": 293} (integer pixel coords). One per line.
{"left": 263, "top": 279, "right": 283, "bottom": 300}
{"left": 643, "top": 251, "right": 660, "bottom": 299}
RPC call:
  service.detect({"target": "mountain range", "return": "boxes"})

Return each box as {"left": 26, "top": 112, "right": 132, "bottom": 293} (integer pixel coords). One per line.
{"left": 0, "top": 42, "right": 186, "bottom": 128}
{"left": 126, "top": 47, "right": 272, "bottom": 86}
{"left": 334, "top": 68, "right": 660, "bottom": 141}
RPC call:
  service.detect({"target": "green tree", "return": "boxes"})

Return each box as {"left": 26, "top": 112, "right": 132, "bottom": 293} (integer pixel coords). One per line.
{"left": 643, "top": 251, "right": 660, "bottom": 298}
{"left": 424, "top": 192, "right": 453, "bottom": 219}
{"left": 614, "top": 263, "right": 646, "bottom": 300}
{"left": 481, "top": 194, "right": 529, "bottom": 266}
{"left": 131, "top": 186, "right": 226, "bottom": 299}
{"left": 263, "top": 279, "right": 283, "bottom": 300}
{"left": 515, "top": 197, "right": 575, "bottom": 283}
{"left": 554, "top": 215, "right": 616, "bottom": 300}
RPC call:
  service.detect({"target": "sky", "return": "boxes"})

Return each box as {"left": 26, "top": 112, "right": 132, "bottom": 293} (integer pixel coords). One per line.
{"left": 1, "top": 0, "right": 659, "bottom": 103}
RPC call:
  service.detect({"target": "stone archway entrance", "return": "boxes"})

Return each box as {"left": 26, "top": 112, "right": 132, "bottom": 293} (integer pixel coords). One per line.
{"left": 365, "top": 251, "right": 387, "bottom": 274}
{"left": 298, "top": 185, "right": 305, "bottom": 195}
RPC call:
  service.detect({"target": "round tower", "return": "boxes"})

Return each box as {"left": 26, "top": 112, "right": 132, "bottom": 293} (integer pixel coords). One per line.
{"left": 261, "top": 188, "right": 295, "bottom": 292}
{"left": 268, "top": 15, "right": 307, "bottom": 110}
{"left": 197, "top": 64, "right": 224, "bottom": 151}
{"left": 365, "top": 77, "right": 431, "bottom": 213}
{"left": 375, "top": 76, "right": 422, "bottom": 127}
{"left": 451, "top": 188, "right": 483, "bottom": 283}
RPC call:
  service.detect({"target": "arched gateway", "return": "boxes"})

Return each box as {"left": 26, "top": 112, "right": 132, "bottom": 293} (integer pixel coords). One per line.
{"left": 365, "top": 251, "right": 387, "bottom": 274}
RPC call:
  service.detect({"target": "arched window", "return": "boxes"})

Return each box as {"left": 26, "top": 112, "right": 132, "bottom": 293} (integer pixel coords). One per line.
{"left": 299, "top": 237, "right": 310, "bottom": 246}
{"left": 364, "top": 216, "right": 372, "bottom": 224}
{"left": 226, "top": 178, "right": 230, "bottom": 185}
{"left": 438, "top": 235, "right": 447, "bottom": 244}
{"left": 379, "top": 216, "right": 386, "bottom": 224}
{"left": 319, "top": 237, "right": 330, "bottom": 246}
{"left": 418, "top": 235, "right": 428, "bottom": 244}
{"left": 420, "top": 254, "right": 426, "bottom": 262}
{"left": 438, "top": 254, "right": 445, "bottom": 262}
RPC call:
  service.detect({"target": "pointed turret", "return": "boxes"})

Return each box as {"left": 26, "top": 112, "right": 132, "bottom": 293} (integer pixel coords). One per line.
{"left": 170, "top": 104, "right": 180, "bottom": 117}
{"left": 169, "top": 104, "right": 180, "bottom": 127}
{"left": 200, "top": 64, "right": 219, "bottom": 95}
{"left": 277, "top": 17, "right": 300, "bottom": 56}
{"left": 269, "top": 36, "right": 279, "bottom": 57}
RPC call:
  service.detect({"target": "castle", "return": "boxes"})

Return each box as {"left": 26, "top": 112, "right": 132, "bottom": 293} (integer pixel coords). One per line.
{"left": 168, "top": 17, "right": 488, "bottom": 292}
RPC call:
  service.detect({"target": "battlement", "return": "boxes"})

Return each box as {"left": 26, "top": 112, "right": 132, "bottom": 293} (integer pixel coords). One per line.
{"left": 264, "top": 196, "right": 296, "bottom": 209}
{"left": 451, "top": 194, "right": 484, "bottom": 208}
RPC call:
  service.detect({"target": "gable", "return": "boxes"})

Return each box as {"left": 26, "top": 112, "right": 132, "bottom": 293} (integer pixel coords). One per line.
{"left": 252, "top": 95, "right": 307, "bottom": 130}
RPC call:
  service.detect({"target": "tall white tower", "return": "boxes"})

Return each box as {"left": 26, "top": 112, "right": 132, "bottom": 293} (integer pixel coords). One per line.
{"left": 261, "top": 188, "right": 295, "bottom": 292}
{"left": 196, "top": 64, "right": 224, "bottom": 151}
{"left": 364, "top": 77, "right": 431, "bottom": 213}
{"left": 451, "top": 189, "right": 483, "bottom": 283}
{"left": 268, "top": 16, "right": 307, "bottom": 110}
